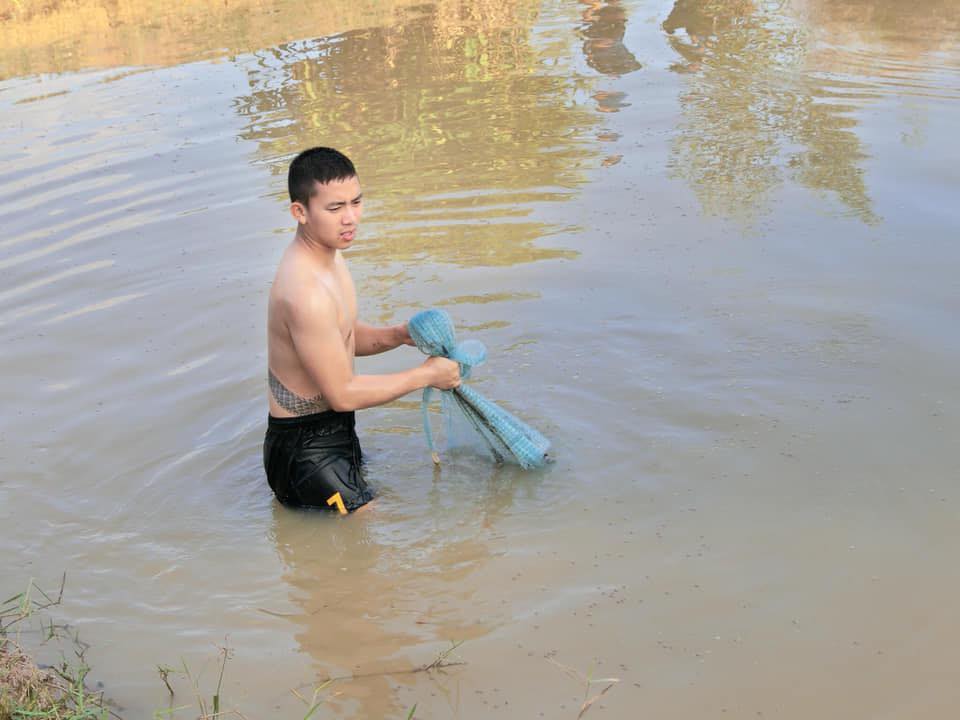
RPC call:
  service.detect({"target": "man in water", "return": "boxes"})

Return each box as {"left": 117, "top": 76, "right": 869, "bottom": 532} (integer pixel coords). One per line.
{"left": 264, "top": 147, "right": 460, "bottom": 513}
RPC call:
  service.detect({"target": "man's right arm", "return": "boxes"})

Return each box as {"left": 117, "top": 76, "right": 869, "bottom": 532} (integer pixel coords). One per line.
{"left": 287, "top": 292, "right": 459, "bottom": 412}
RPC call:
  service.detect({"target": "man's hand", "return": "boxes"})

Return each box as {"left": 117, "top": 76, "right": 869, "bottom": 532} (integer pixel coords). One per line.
{"left": 423, "top": 357, "right": 461, "bottom": 390}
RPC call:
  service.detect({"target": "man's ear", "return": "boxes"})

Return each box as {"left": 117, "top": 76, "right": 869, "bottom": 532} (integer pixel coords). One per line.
{"left": 290, "top": 201, "right": 307, "bottom": 224}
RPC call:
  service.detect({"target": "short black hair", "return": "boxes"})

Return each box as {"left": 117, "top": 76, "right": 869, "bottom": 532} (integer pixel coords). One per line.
{"left": 288, "top": 147, "right": 357, "bottom": 206}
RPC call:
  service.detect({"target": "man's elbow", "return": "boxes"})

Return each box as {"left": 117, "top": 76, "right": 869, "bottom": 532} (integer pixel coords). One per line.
{"left": 325, "top": 393, "right": 356, "bottom": 413}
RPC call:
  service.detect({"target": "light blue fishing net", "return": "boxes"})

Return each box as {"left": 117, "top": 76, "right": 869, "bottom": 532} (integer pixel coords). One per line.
{"left": 408, "top": 308, "right": 551, "bottom": 469}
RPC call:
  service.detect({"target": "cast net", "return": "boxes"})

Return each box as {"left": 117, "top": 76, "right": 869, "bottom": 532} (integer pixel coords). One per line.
{"left": 408, "top": 308, "right": 551, "bottom": 469}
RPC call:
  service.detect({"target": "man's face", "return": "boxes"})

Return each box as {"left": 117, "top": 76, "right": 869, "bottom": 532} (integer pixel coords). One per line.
{"left": 292, "top": 176, "right": 363, "bottom": 250}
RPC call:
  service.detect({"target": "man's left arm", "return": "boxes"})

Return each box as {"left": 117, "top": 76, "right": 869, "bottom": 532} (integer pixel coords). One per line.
{"left": 354, "top": 320, "right": 414, "bottom": 356}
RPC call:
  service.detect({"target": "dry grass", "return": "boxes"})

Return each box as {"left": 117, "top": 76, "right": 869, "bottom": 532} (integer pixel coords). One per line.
{"left": 0, "top": 637, "right": 109, "bottom": 720}
{"left": 1, "top": 639, "right": 56, "bottom": 718}
{"left": 0, "top": 577, "right": 109, "bottom": 720}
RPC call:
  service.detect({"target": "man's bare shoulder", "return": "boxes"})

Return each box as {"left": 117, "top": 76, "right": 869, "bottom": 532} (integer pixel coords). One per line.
{"left": 272, "top": 243, "right": 314, "bottom": 300}
{"left": 271, "top": 247, "right": 337, "bottom": 327}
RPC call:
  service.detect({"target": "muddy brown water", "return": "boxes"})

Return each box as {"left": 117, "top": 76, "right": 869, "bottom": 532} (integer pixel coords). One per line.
{"left": 2, "top": 0, "right": 959, "bottom": 717}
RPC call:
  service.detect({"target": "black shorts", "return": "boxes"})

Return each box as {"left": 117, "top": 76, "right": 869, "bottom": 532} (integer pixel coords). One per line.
{"left": 263, "top": 410, "right": 374, "bottom": 513}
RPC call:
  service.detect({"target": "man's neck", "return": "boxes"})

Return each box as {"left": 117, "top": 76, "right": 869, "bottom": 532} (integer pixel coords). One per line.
{"left": 294, "top": 229, "right": 337, "bottom": 269}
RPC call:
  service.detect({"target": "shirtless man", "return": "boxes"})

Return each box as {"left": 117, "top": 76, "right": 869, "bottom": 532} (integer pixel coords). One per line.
{"left": 263, "top": 147, "right": 460, "bottom": 513}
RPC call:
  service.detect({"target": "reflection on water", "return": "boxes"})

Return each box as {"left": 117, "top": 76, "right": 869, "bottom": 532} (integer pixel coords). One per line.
{"left": 578, "top": 0, "right": 642, "bottom": 78}
{"left": 663, "top": 0, "right": 960, "bottom": 223}
{"left": 802, "top": 0, "right": 960, "bottom": 57}
{"left": 234, "top": 1, "right": 596, "bottom": 268}
{"left": 0, "top": 0, "right": 426, "bottom": 80}
{"left": 269, "top": 464, "right": 521, "bottom": 717}
{"left": 578, "top": 0, "right": 641, "bottom": 116}
{"left": 272, "top": 511, "right": 420, "bottom": 718}
{"left": 664, "top": 0, "right": 876, "bottom": 222}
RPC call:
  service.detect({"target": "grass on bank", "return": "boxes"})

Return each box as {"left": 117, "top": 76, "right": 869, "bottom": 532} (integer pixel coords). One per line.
{"left": 0, "top": 576, "right": 110, "bottom": 720}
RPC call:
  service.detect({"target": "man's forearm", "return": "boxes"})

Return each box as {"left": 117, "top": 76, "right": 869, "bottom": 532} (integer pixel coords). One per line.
{"left": 328, "top": 367, "right": 429, "bottom": 412}
{"left": 354, "top": 321, "right": 406, "bottom": 356}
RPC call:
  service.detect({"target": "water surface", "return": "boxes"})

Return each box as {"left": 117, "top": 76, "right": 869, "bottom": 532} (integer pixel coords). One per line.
{"left": 2, "top": 0, "right": 959, "bottom": 717}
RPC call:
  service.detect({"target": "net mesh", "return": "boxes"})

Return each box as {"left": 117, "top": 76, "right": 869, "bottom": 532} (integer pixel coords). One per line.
{"left": 408, "top": 308, "right": 551, "bottom": 469}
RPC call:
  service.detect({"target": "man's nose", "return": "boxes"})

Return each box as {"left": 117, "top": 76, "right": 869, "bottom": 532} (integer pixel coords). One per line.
{"left": 343, "top": 205, "right": 357, "bottom": 224}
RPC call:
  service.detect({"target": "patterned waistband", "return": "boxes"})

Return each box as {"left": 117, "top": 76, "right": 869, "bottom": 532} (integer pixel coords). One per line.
{"left": 267, "top": 409, "right": 356, "bottom": 431}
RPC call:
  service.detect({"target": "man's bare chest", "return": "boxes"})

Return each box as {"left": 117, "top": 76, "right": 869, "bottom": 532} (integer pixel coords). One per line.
{"left": 324, "top": 264, "right": 357, "bottom": 344}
